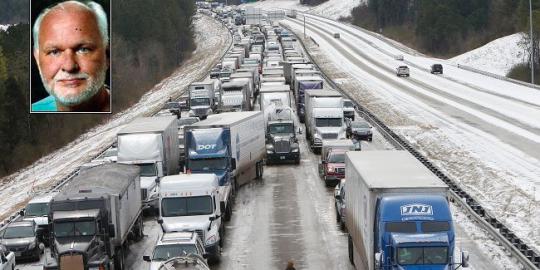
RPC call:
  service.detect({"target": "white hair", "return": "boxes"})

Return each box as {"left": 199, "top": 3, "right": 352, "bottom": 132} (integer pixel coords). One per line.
{"left": 33, "top": 0, "right": 109, "bottom": 51}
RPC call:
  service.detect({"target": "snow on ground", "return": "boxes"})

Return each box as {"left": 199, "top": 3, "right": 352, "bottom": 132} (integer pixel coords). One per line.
{"left": 0, "top": 14, "right": 231, "bottom": 221}
{"left": 240, "top": 0, "right": 364, "bottom": 21}
{"left": 449, "top": 33, "right": 528, "bottom": 76}
{"left": 283, "top": 13, "right": 540, "bottom": 258}
{"left": 0, "top": 24, "right": 10, "bottom": 31}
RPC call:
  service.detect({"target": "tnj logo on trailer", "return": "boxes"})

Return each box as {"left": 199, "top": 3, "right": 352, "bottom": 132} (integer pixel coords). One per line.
{"left": 400, "top": 204, "right": 433, "bottom": 216}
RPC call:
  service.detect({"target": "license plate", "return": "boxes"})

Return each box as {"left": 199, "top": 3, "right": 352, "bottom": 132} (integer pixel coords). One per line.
{"left": 280, "top": 156, "right": 286, "bottom": 160}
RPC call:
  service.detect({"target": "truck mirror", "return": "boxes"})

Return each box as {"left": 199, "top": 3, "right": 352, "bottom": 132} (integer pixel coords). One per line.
{"left": 155, "top": 177, "right": 160, "bottom": 184}
{"left": 209, "top": 216, "right": 215, "bottom": 221}
{"left": 108, "top": 224, "right": 116, "bottom": 238}
{"left": 19, "top": 209, "right": 25, "bottom": 216}
{"left": 298, "top": 128, "right": 302, "bottom": 134}
{"left": 461, "top": 251, "right": 469, "bottom": 268}
{"left": 374, "top": 252, "right": 381, "bottom": 268}
{"left": 143, "top": 255, "right": 151, "bottom": 262}
{"left": 334, "top": 194, "right": 341, "bottom": 200}
{"left": 157, "top": 219, "right": 163, "bottom": 225}
{"left": 202, "top": 253, "right": 209, "bottom": 259}
{"left": 231, "top": 159, "right": 237, "bottom": 170}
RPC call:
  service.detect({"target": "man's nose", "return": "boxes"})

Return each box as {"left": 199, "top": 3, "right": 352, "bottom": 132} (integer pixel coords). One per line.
{"left": 61, "top": 50, "right": 79, "bottom": 73}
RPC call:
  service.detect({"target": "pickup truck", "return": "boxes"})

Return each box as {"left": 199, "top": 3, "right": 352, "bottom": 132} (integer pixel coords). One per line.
{"left": 321, "top": 148, "right": 347, "bottom": 186}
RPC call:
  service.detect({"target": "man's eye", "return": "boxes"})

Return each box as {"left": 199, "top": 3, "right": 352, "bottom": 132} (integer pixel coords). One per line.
{"left": 77, "top": 47, "right": 91, "bottom": 53}
{"left": 47, "top": 49, "right": 60, "bottom": 56}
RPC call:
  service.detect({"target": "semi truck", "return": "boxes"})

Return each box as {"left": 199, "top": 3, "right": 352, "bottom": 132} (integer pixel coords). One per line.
{"left": 294, "top": 75, "right": 324, "bottom": 123}
{"left": 304, "top": 90, "right": 346, "bottom": 152}
{"left": 188, "top": 80, "right": 218, "bottom": 119}
{"left": 184, "top": 111, "right": 265, "bottom": 196}
{"left": 219, "top": 81, "right": 250, "bottom": 112}
{"left": 264, "top": 105, "right": 300, "bottom": 165}
{"left": 158, "top": 174, "right": 225, "bottom": 262}
{"left": 43, "top": 163, "right": 143, "bottom": 270}
{"left": 117, "top": 116, "right": 179, "bottom": 210}
{"left": 345, "top": 151, "right": 469, "bottom": 270}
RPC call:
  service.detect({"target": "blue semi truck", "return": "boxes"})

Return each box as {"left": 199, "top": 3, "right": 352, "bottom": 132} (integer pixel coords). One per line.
{"left": 345, "top": 151, "right": 469, "bottom": 270}
{"left": 184, "top": 111, "right": 266, "bottom": 221}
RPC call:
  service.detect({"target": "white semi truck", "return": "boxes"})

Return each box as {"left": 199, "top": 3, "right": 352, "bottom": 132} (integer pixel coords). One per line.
{"left": 117, "top": 116, "right": 179, "bottom": 210}
{"left": 304, "top": 90, "right": 346, "bottom": 153}
{"left": 188, "top": 80, "right": 219, "bottom": 119}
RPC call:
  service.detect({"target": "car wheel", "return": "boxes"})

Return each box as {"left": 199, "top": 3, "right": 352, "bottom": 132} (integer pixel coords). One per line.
{"left": 348, "top": 235, "right": 354, "bottom": 265}
{"left": 340, "top": 218, "right": 346, "bottom": 230}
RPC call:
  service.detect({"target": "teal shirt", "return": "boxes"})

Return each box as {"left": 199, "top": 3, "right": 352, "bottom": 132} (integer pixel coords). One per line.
{"left": 32, "top": 96, "right": 57, "bottom": 112}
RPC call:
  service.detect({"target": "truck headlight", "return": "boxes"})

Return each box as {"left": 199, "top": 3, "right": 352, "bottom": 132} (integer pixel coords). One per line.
{"left": 206, "top": 234, "right": 217, "bottom": 245}
{"left": 292, "top": 148, "right": 299, "bottom": 153}
{"left": 29, "top": 241, "right": 36, "bottom": 249}
{"left": 188, "top": 110, "right": 195, "bottom": 116}
{"left": 327, "top": 166, "right": 334, "bottom": 173}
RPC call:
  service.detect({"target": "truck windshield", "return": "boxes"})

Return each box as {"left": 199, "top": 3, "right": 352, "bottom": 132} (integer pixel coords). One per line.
{"left": 2, "top": 226, "right": 34, "bottom": 238}
{"left": 328, "top": 153, "right": 345, "bottom": 163}
{"left": 315, "top": 118, "right": 342, "bottom": 127}
{"left": 269, "top": 123, "right": 293, "bottom": 134}
{"left": 189, "top": 158, "right": 227, "bottom": 171}
{"left": 223, "top": 86, "right": 243, "bottom": 92}
{"left": 397, "top": 247, "right": 448, "bottom": 265}
{"left": 343, "top": 101, "right": 354, "bottom": 108}
{"left": 25, "top": 202, "right": 49, "bottom": 217}
{"left": 138, "top": 164, "right": 157, "bottom": 177}
{"left": 54, "top": 221, "right": 96, "bottom": 237}
{"left": 191, "top": 98, "right": 210, "bottom": 107}
{"left": 153, "top": 244, "right": 199, "bottom": 261}
{"left": 161, "top": 196, "right": 213, "bottom": 217}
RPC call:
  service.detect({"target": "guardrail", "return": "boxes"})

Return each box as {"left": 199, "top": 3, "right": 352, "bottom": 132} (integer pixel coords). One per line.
{"left": 456, "top": 64, "right": 540, "bottom": 90}
{"left": 284, "top": 22, "right": 540, "bottom": 270}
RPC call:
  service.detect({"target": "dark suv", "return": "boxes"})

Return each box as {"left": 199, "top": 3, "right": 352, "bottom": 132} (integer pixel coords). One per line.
{"left": 431, "top": 64, "right": 443, "bottom": 74}
{"left": 0, "top": 220, "right": 43, "bottom": 261}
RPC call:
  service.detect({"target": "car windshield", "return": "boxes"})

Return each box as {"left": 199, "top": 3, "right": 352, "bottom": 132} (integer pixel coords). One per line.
{"left": 189, "top": 158, "right": 227, "bottom": 171}
{"left": 223, "top": 86, "right": 243, "bottom": 92}
{"left": 397, "top": 247, "right": 448, "bottom": 265}
{"left": 269, "top": 123, "right": 293, "bottom": 134}
{"left": 25, "top": 202, "right": 49, "bottom": 217}
{"left": 2, "top": 226, "right": 34, "bottom": 238}
{"left": 54, "top": 221, "right": 95, "bottom": 237}
{"left": 343, "top": 101, "right": 353, "bottom": 108}
{"left": 138, "top": 164, "right": 157, "bottom": 177}
{"left": 315, "top": 118, "right": 342, "bottom": 127}
{"left": 161, "top": 196, "right": 213, "bottom": 217}
{"left": 328, "top": 153, "right": 345, "bottom": 163}
{"left": 191, "top": 98, "right": 210, "bottom": 107}
{"left": 166, "top": 102, "right": 181, "bottom": 110}
{"left": 385, "top": 222, "right": 417, "bottom": 233}
{"left": 152, "top": 244, "right": 199, "bottom": 261}
{"left": 352, "top": 122, "right": 370, "bottom": 128}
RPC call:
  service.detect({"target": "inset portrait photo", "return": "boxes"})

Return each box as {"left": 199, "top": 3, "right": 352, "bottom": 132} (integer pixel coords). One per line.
{"left": 31, "top": 0, "right": 111, "bottom": 113}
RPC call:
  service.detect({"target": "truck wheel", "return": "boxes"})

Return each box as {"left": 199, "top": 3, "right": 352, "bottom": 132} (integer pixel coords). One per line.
{"left": 114, "top": 247, "right": 125, "bottom": 270}
{"left": 211, "top": 245, "right": 222, "bottom": 264}
{"left": 348, "top": 235, "right": 354, "bottom": 265}
{"left": 134, "top": 217, "right": 144, "bottom": 241}
{"left": 295, "top": 157, "right": 300, "bottom": 165}
{"left": 224, "top": 204, "right": 232, "bottom": 222}
{"left": 340, "top": 219, "right": 346, "bottom": 230}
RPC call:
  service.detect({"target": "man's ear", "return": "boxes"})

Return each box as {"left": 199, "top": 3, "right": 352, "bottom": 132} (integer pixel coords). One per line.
{"left": 33, "top": 48, "right": 39, "bottom": 66}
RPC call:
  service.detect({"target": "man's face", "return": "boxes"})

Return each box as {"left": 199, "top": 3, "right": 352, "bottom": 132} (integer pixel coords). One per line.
{"left": 34, "top": 5, "right": 108, "bottom": 106}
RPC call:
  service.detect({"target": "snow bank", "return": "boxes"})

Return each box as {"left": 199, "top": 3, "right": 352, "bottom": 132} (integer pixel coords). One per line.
{"left": 240, "top": 0, "right": 365, "bottom": 21}
{"left": 449, "top": 33, "right": 528, "bottom": 76}
{"left": 0, "top": 24, "right": 10, "bottom": 31}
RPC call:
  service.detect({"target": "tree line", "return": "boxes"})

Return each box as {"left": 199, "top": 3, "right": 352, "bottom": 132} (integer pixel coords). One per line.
{"left": 0, "top": 0, "right": 196, "bottom": 177}
{"left": 351, "top": 0, "right": 534, "bottom": 57}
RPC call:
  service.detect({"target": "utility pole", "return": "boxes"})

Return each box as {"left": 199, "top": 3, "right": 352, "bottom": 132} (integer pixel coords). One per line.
{"left": 530, "top": 0, "right": 535, "bottom": 84}
{"left": 303, "top": 15, "right": 306, "bottom": 39}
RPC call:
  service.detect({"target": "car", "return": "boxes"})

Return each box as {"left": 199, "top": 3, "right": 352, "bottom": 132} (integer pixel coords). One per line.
{"left": 396, "top": 65, "right": 409, "bottom": 77}
{"left": 143, "top": 232, "right": 208, "bottom": 270}
{"left": 334, "top": 33, "right": 340, "bottom": 39}
{"left": 394, "top": 54, "right": 404, "bottom": 61}
{"left": 0, "top": 221, "right": 43, "bottom": 261}
{"left": 431, "top": 63, "right": 443, "bottom": 74}
{"left": 346, "top": 120, "right": 372, "bottom": 141}
{"left": 321, "top": 149, "right": 347, "bottom": 186}
{"left": 342, "top": 99, "right": 355, "bottom": 120}
{"left": 0, "top": 245, "right": 16, "bottom": 270}
{"left": 334, "top": 179, "right": 346, "bottom": 230}
{"left": 209, "top": 67, "right": 221, "bottom": 79}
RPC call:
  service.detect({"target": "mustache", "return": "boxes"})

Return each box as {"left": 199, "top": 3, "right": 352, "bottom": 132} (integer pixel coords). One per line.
{"left": 54, "top": 71, "right": 89, "bottom": 82}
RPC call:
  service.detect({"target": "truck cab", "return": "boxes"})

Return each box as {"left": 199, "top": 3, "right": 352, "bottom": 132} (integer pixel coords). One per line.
{"left": 311, "top": 109, "right": 346, "bottom": 153}
{"left": 265, "top": 119, "right": 300, "bottom": 164}
{"left": 374, "top": 195, "right": 466, "bottom": 269}
{"left": 220, "top": 81, "right": 248, "bottom": 112}
{"left": 158, "top": 174, "right": 224, "bottom": 262}
{"left": 188, "top": 82, "right": 215, "bottom": 120}
{"left": 21, "top": 192, "right": 57, "bottom": 245}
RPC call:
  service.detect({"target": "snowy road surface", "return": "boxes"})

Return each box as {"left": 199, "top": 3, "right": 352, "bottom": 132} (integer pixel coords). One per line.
{"left": 283, "top": 12, "right": 540, "bottom": 255}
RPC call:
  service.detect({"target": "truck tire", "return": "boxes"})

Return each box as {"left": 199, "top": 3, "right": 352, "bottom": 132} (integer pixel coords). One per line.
{"left": 256, "top": 161, "right": 264, "bottom": 179}
{"left": 224, "top": 203, "right": 232, "bottom": 222}
{"left": 134, "top": 217, "right": 144, "bottom": 242}
{"left": 114, "top": 247, "right": 125, "bottom": 270}
{"left": 295, "top": 156, "right": 300, "bottom": 165}
{"left": 348, "top": 235, "right": 354, "bottom": 266}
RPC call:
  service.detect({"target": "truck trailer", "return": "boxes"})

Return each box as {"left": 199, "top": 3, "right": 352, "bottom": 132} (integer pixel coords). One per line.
{"left": 44, "top": 163, "right": 143, "bottom": 270}
{"left": 117, "top": 116, "right": 179, "bottom": 210}
{"left": 345, "top": 151, "right": 468, "bottom": 270}
{"left": 184, "top": 111, "right": 265, "bottom": 206}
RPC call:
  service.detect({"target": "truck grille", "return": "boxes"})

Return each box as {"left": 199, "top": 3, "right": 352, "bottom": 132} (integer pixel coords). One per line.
{"left": 141, "top": 189, "right": 148, "bottom": 201}
{"left": 60, "top": 253, "right": 85, "bottom": 270}
{"left": 322, "top": 133, "right": 338, "bottom": 139}
{"left": 194, "top": 108, "right": 207, "bottom": 115}
{"left": 336, "top": 167, "right": 345, "bottom": 174}
{"left": 274, "top": 140, "right": 290, "bottom": 153}
{"left": 195, "top": 230, "right": 205, "bottom": 243}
